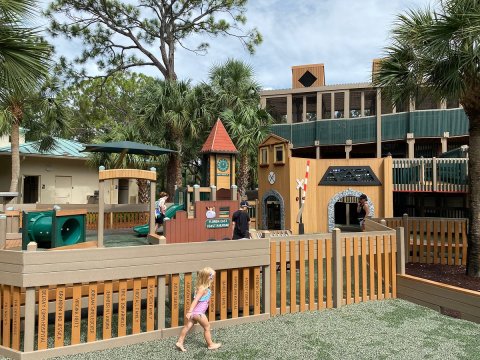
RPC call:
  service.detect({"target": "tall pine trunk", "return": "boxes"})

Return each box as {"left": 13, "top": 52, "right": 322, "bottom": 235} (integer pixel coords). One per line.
{"left": 9, "top": 115, "right": 21, "bottom": 198}
{"left": 237, "top": 152, "right": 250, "bottom": 198}
{"left": 136, "top": 179, "right": 149, "bottom": 203}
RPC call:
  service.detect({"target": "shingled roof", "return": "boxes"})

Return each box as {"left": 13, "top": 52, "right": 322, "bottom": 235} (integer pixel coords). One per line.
{"left": 200, "top": 119, "right": 238, "bottom": 154}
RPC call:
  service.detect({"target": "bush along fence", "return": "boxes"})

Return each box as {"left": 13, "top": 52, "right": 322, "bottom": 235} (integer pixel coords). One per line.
{"left": 0, "top": 225, "right": 401, "bottom": 359}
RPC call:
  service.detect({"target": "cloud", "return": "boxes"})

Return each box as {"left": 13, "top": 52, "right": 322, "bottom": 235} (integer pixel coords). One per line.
{"left": 41, "top": 0, "right": 431, "bottom": 89}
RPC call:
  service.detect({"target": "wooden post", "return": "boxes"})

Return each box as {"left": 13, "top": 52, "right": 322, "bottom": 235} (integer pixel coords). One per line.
{"left": 403, "top": 213, "right": 409, "bottom": 262}
{"left": 27, "top": 242, "right": 37, "bottom": 252}
{"left": 0, "top": 215, "right": 6, "bottom": 249}
{"left": 98, "top": 166, "right": 105, "bottom": 248}
{"left": 432, "top": 157, "right": 437, "bottom": 192}
{"left": 262, "top": 251, "right": 271, "bottom": 316}
{"left": 332, "top": 228, "right": 343, "bottom": 308}
{"left": 210, "top": 185, "right": 217, "bottom": 201}
{"left": 193, "top": 184, "right": 200, "bottom": 203}
{"left": 231, "top": 185, "right": 238, "bottom": 201}
{"left": 23, "top": 287, "right": 36, "bottom": 351}
{"left": 149, "top": 167, "right": 156, "bottom": 236}
{"left": 380, "top": 219, "right": 387, "bottom": 226}
{"left": 397, "top": 227, "right": 405, "bottom": 275}
{"left": 157, "top": 275, "right": 166, "bottom": 330}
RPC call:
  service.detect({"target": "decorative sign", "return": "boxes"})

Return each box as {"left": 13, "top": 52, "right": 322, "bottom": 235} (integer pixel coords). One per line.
{"left": 319, "top": 166, "right": 382, "bottom": 186}
{"left": 268, "top": 171, "right": 276, "bottom": 184}
{"left": 219, "top": 206, "right": 230, "bottom": 218}
{"left": 206, "top": 218, "right": 230, "bottom": 229}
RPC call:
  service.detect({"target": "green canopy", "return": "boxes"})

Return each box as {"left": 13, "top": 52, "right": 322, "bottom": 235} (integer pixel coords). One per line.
{"left": 82, "top": 141, "right": 176, "bottom": 156}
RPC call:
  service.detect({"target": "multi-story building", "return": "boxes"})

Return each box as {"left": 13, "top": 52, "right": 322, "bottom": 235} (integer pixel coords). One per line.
{"left": 261, "top": 62, "right": 469, "bottom": 220}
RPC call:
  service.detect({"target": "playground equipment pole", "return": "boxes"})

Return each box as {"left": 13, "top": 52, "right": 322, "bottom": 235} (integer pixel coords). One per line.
{"left": 98, "top": 166, "right": 105, "bottom": 247}
{"left": 297, "top": 160, "right": 310, "bottom": 235}
{"left": 149, "top": 167, "right": 156, "bottom": 235}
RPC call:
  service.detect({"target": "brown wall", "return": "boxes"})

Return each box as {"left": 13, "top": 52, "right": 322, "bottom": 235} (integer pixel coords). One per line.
{"left": 291, "top": 64, "right": 325, "bottom": 89}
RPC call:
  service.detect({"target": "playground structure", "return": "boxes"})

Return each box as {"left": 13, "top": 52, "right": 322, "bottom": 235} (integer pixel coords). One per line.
{"left": 257, "top": 134, "right": 393, "bottom": 234}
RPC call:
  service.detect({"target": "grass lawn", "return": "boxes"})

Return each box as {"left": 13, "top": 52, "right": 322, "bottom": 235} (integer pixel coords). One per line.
{"left": 41, "top": 299, "right": 480, "bottom": 360}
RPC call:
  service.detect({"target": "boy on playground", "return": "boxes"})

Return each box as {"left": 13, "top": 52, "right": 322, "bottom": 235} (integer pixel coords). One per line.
{"left": 155, "top": 192, "right": 168, "bottom": 232}
{"left": 175, "top": 267, "right": 222, "bottom": 352}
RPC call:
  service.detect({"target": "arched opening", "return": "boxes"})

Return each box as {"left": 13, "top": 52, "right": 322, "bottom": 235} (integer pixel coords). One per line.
{"left": 261, "top": 190, "right": 285, "bottom": 230}
{"left": 327, "top": 189, "right": 375, "bottom": 231}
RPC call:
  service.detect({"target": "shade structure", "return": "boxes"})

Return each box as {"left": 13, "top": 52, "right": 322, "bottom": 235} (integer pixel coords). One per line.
{"left": 82, "top": 141, "right": 176, "bottom": 156}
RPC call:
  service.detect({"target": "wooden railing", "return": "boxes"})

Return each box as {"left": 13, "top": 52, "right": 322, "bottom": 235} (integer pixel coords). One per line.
{"left": 86, "top": 211, "right": 149, "bottom": 230}
{"left": 373, "top": 215, "right": 468, "bottom": 265}
{"left": 393, "top": 158, "right": 468, "bottom": 193}
{"left": 0, "top": 229, "right": 403, "bottom": 359}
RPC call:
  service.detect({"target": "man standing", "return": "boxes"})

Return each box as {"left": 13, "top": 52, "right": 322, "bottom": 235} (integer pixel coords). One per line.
{"left": 357, "top": 194, "right": 370, "bottom": 231}
{"left": 232, "top": 200, "right": 251, "bottom": 239}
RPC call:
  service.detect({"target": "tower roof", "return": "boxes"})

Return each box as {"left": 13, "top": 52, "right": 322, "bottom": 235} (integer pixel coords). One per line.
{"left": 200, "top": 119, "right": 238, "bottom": 154}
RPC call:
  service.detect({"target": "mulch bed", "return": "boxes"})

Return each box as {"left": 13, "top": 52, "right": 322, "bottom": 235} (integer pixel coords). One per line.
{"left": 405, "top": 262, "right": 480, "bottom": 292}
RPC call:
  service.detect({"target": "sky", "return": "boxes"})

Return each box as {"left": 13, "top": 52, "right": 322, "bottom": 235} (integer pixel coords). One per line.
{"left": 41, "top": 0, "right": 431, "bottom": 90}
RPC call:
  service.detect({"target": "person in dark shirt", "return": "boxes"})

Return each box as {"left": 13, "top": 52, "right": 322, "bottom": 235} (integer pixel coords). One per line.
{"left": 232, "top": 200, "right": 251, "bottom": 239}
{"left": 357, "top": 194, "right": 370, "bottom": 231}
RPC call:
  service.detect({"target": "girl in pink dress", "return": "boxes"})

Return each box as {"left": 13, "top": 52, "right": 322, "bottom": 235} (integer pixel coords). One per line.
{"left": 176, "top": 267, "right": 222, "bottom": 352}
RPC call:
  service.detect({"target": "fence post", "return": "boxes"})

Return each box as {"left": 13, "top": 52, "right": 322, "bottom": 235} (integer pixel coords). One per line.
{"left": 98, "top": 167, "right": 105, "bottom": 248}
{"left": 0, "top": 215, "right": 6, "bottom": 249}
{"left": 157, "top": 275, "right": 166, "bottom": 331}
{"left": 193, "top": 184, "right": 200, "bottom": 203}
{"left": 24, "top": 240, "right": 38, "bottom": 351}
{"left": 432, "top": 157, "right": 437, "bottom": 191}
{"left": 403, "top": 213, "right": 409, "bottom": 262}
{"left": 210, "top": 185, "right": 217, "bottom": 201}
{"left": 149, "top": 168, "right": 156, "bottom": 236}
{"left": 263, "top": 237, "right": 271, "bottom": 316}
{"left": 380, "top": 219, "right": 386, "bottom": 226}
{"left": 396, "top": 227, "right": 405, "bottom": 275}
{"left": 332, "top": 228, "right": 343, "bottom": 308}
{"left": 231, "top": 185, "right": 238, "bottom": 201}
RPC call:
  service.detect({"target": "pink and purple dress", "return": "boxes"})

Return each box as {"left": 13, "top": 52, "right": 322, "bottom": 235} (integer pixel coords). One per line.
{"left": 191, "top": 288, "right": 211, "bottom": 316}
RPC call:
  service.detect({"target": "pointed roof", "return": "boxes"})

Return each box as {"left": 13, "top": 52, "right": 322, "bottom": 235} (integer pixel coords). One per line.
{"left": 200, "top": 119, "right": 238, "bottom": 154}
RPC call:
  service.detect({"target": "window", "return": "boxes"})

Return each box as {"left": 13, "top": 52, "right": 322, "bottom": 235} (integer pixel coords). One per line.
{"left": 260, "top": 147, "right": 269, "bottom": 166}
{"left": 274, "top": 144, "right": 285, "bottom": 165}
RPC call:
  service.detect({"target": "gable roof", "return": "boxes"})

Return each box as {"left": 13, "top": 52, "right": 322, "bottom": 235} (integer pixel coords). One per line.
{"left": 200, "top": 119, "right": 238, "bottom": 154}
{"left": 0, "top": 138, "right": 87, "bottom": 159}
{"left": 259, "top": 134, "right": 291, "bottom": 147}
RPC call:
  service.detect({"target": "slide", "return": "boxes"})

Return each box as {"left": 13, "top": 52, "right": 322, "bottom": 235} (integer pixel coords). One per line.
{"left": 133, "top": 203, "right": 184, "bottom": 236}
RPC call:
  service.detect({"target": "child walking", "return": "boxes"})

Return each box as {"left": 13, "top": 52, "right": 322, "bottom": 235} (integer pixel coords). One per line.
{"left": 175, "top": 267, "right": 222, "bottom": 352}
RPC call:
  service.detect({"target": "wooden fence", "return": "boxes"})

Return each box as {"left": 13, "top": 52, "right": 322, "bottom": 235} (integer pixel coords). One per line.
{"left": 0, "top": 226, "right": 402, "bottom": 359}
{"left": 86, "top": 211, "right": 149, "bottom": 230}
{"left": 374, "top": 215, "right": 468, "bottom": 265}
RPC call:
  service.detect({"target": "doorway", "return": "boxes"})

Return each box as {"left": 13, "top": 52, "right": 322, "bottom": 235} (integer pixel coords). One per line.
{"left": 266, "top": 196, "right": 281, "bottom": 230}
{"left": 334, "top": 197, "right": 361, "bottom": 232}
{"left": 118, "top": 179, "right": 129, "bottom": 204}
{"left": 23, "top": 176, "right": 40, "bottom": 203}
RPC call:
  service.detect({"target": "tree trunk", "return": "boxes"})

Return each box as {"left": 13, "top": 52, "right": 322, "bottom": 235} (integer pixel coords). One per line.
{"left": 136, "top": 179, "right": 149, "bottom": 203}
{"left": 9, "top": 119, "right": 21, "bottom": 196}
{"left": 237, "top": 153, "right": 250, "bottom": 199}
{"left": 462, "top": 97, "right": 480, "bottom": 277}
{"left": 166, "top": 151, "right": 182, "bottom": 199}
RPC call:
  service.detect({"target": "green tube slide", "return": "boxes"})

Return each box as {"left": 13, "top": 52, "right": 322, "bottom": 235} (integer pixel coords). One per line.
{"left": 133, "top": 203, "right": 184, "bottom": 236}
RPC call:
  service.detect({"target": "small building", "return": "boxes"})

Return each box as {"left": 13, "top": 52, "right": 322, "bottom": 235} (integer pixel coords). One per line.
{"left": 257, "top": 134, "right": 393, "bottom": 234}
{"left": 0, "top": 136, "right": 139, "bottom": 204}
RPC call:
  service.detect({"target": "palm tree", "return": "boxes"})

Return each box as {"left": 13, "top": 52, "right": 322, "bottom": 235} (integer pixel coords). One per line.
{"left": 373, "top": 0, "right": 480, "bottom": 277}
{"left": 138, "top": 79, "right": 205, "bottom": 197}
{"left": 208, "top": 59, "right": 272, "bottom": 196}
{"left": 0, "top": 0, "right": 52, "bottom": 195}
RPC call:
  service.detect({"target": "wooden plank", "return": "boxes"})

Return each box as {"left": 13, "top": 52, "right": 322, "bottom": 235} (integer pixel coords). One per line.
{"left": 308, "top": 240, "right": 315, "bottom": 311}
{"left": 361, "top": 236, "right": 367, "bottom": 302}
{"left": 146, "top": 276, "right": 156, "bottom": 332}
{"left": 220, "top": 270, "right": 228, "bottom": 319}
{"left": 171, "top": 274, "right": 180, "bottom": 326}
{"left": 269, "top": 242, "right": 276, "bottom": 316}
{"left": 299, "top": 240, "right": 306, "bottom": 312}
{"left": 317, "top": 240, "right": 324, "bottom": 310}
{"left": 183, "top": 274, "right": 192, "bottom": 321}
{"left": 461, "top": 221, "right": 468, "bottom": 266}
{"left": 326, "top": 239, "right": 332, "bottom": 308}
{"left": 2, "top": 286, "right": 11, "bottom": 348}
{"left": 391, "top": 236, "right": 397, "bottom": 298}
{"left": 254, "top": 267, "right": 261, "bottom": 315}
{"left": 440, "top": 221, "right": 446, "bottom": 265}
{"left": 419, "top": 220, "right": 425, "bottom": 263}
{"left": 353, "top": 237, "right": 360, "bottom": 303}
{"left": 426, "top": 221, "right": 432, "bottom": 264}
{"left": 132, "top": 278, "right": 141, "bottom": 334}
{"left": 118, "top": 280, "right": 127, "bottom": 337}
{"left": 289, "top": 241, "right": 296, "bottom": 313}
{"left": 242, "top": 268, "right": 250, "bottom": 317}
{"left": 412, "top": 220, "right": 418, "bottom": 263}
{"left": 38, "top": 287, "right": 48, "bottom": 350}
{"left": 87, "top": 283, "right": 97, "bottom": 343}
{"left": 376, "top": 236, "right": 383, "bottom": 300}
{"left": 384, "top": 236, "right": 390, "bottom": 299}
{"left": 54, "top": 285, "right": 66, "bottom": 348}
{"left": 433, "top": 220, "right": 439, "bottom": 264}
{"left": 369, "top": 237, "right": 375, "bottom": 300}
{"left": 280, "top": 241, "right": 287, "bottom": 314}
{"left": 454, "top": 222, "right": 460, "bottom": 266}
{"left": 447, "top": 221, "right": 453, "bottom": 265}
{"left": 11, "top": 287, "right": 20, "bottom": 350}
{"left": 345, "top": 238, "right": 352, "bottom": 305}
{"left": 71, "top": 284, "right": 82, "bottom": 345}
{"left": 232, "top": 269, "right": 239, "bottom": 318}
{"left": 103, "top": 281, "right": 113, "bottom": 339}
{"left": 209, "top": 271, "right": 216, "bottom": 321}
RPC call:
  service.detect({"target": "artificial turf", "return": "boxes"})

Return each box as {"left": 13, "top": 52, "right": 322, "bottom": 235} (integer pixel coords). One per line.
{"left": 40, "top": 299, "right": 480, "bottom": 360}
